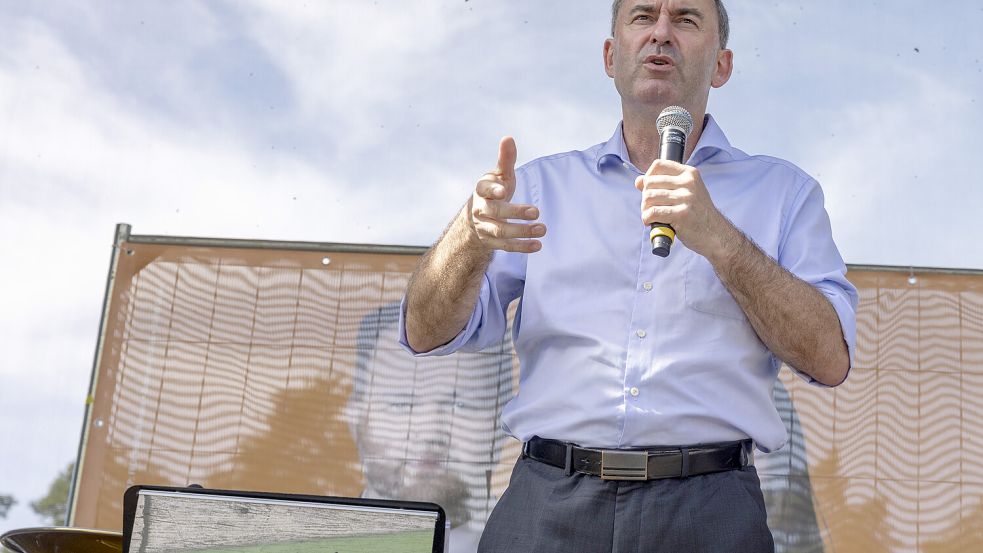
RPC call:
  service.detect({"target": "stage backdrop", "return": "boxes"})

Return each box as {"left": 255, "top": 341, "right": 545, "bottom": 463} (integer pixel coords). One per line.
{"left": 69, "top": 224, "right": 982, "bottom": 552}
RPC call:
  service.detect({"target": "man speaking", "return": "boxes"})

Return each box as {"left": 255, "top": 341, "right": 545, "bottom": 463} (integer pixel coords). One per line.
{"left": 400, "top": 1, "right": 857, "bottom": 551}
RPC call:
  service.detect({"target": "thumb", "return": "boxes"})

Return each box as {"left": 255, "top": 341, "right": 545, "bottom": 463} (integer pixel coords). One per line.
{"left": 496, "top": 136, "right": 517, "bottom": 185}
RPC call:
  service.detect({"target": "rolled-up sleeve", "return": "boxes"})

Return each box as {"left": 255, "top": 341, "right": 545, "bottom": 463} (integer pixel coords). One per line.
{"left": 398, "top": 250, "right": 526, "bottom": 356}
{"left": 398, "top": 276, "right": 489, "bottom": 356}
{"left": 777, "top": 178, "right": 859, "bottom": 387}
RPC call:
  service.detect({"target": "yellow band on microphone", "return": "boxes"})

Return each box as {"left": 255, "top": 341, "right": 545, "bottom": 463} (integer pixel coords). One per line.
{"left": 650, "top": 225, "right": 676, "bottom": 242}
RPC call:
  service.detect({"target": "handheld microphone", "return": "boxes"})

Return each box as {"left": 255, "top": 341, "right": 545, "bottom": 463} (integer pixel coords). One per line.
{"left": 650, "top": 106, "right": 695, "bottom": 257}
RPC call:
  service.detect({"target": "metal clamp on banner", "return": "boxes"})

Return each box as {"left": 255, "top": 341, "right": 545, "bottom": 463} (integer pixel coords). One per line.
{"left": 600, "top": 450, "right": 649, "bottom": 481}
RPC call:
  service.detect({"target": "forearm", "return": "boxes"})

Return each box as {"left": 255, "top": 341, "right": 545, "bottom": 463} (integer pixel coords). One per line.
{"left": 708, "top": 228, "right": 850, "bottom": 386}
{"left": 404, "top": 199, "right": 492, "bottom": 353}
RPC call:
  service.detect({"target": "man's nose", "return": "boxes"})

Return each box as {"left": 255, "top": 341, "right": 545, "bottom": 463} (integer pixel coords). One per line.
{"left": 650, "top": 12, "right": 673, "bottom": 45}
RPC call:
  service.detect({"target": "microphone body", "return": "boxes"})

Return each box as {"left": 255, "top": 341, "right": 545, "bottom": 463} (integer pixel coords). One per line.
{"left": 650, "top": 106, "right": 695, "bottom": 257}
{"left": 650, "top": 127, "right": 686, "bottom": 256}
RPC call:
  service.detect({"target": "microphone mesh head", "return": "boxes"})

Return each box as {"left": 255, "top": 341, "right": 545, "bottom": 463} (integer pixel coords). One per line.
{"left": 656, "top": 106, "right": 694, "bottom": 137}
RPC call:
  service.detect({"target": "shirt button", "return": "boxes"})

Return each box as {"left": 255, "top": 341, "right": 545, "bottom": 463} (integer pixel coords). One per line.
{"left": 622, "top": 162, "right": 630, "bottom": 169}
{"left": 636, "top": 329, "right": 647, "bottom": 339}
{"left": 643, "top": 282, "right": 653, "bottom": 292}
{"left": 629, "top": 387, "right": 640, "bottom": 397}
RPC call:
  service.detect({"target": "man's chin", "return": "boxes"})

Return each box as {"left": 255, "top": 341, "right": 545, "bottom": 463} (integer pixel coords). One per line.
{"left": 619, "top": 83, "right": 676, "bottom": 109}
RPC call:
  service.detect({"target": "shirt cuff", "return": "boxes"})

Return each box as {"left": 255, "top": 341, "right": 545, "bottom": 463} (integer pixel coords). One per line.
{"left": 787, "top": 282, "right": 858, "bottom": 388}
{"left": 397, "top": 279, "right": 489, "bottom": 357}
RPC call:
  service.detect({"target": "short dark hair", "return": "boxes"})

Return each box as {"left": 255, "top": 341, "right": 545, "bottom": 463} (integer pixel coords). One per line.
{"left": 610, "top": 0, "right": 730, "bottom": 49}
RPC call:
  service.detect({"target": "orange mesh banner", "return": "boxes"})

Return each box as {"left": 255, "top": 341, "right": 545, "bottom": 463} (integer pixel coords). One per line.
{"left": 71, "top": 229, "right": 983, "bottom": 552}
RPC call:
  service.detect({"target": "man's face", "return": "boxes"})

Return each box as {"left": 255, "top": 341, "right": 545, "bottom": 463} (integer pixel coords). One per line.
{"left": 604, "top": 0, "right": 732, "bottom": 112}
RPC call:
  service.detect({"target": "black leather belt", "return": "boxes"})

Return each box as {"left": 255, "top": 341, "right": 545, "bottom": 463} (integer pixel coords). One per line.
{"left": 523, "top": 436, "right": 753, "bottom": 481}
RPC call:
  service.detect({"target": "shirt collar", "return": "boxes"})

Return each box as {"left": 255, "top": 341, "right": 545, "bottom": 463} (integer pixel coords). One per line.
{"left": 594, "top": 121, "right": 631, "bottom": 171}
{"left": 595, "top": 114, "right": 738, "bottom": 171}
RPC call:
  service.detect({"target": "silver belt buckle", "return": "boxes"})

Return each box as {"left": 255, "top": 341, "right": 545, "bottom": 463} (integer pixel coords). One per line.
{"left": 600, "top": 450, "right": 649, "bottom": 481}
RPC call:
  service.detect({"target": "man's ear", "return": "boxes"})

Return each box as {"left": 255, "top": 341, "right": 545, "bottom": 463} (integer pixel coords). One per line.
{"left": 712, "top": 48, "right": 734, "bottom": 88}
{"left": 603, "top": 38, "right": 616, "bottom": 78}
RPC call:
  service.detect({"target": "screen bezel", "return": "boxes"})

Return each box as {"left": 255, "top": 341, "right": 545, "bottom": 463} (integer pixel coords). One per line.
{"left": 122, "top": 485, "right": 446, "bottom": 553}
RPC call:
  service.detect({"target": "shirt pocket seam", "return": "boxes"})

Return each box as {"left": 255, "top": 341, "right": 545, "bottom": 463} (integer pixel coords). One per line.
{"left": 683, "top": 254, "right": 747, "bottom": 321}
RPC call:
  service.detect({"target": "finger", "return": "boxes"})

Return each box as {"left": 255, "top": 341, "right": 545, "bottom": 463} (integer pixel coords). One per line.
{"left": 504, "top": 239, "right": 543, "bottom": 253}
{"left": 482, "top": 237, "right": 543, "bottom": 254}
{"left": 641, "top": 186, "right": 692, "bottom": 205}
{"left": 474, "top": 217, "right": 547, "bottom": 240}
{"left": 641, "top": 205, "right": 685, "bottom": 226}
{"left": 495, "top": 136, "right": 518, "bottom": 184}
{"left": 635, "top": 173, "right": 689, "bottom": 191}
{"left": 644, "top": 158, "right": 686, "bottom": 177}
{"left": 476, "top": 176, "right": 508, "bottom": 200}
{"left": 478, "top": 201, "right": 538, "bottom": 221}
{"left": 479, "top": 201, "right": 540, "bottom": 221}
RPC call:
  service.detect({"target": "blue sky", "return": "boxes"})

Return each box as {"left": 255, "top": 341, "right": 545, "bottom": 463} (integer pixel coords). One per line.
{"left": 1, "top": 0, "right": 981, "bottom": 532}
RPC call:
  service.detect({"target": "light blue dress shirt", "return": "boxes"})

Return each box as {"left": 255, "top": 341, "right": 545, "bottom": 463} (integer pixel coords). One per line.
{"left": 400, "top": 115, "right": 858, "bottom": 453}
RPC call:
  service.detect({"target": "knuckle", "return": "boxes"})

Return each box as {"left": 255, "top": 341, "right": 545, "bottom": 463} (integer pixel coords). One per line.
{"left": 473, "top": 220, "right": 489, "bottom": 237}
{"left": 482, "top": 238, "right": 502, "bottom": 251}
{"left": 484, "top": 202, "right": 499, "bottom": 220}
{"left": 501, "top": 240, "right": 522, "bottom": 253}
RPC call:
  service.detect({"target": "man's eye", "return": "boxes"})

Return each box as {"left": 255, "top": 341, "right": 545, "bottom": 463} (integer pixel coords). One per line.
{"left": 632, "top": 14, "right": 652, "bottom": 22}
{"left": 679, "top": 17, "right": 697, "bottom": 27}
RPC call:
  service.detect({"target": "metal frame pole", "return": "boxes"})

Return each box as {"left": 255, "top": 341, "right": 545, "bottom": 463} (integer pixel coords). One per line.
{"left": 66, "top": 223, "right": 131, "bottom": 525}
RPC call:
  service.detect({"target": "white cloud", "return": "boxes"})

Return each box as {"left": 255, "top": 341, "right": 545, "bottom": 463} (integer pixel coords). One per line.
{"left": 234, "top": 0, "right": 502, "bottom": 155}
{"left": 795, "top": 67, "right": 980, "bottom": 268}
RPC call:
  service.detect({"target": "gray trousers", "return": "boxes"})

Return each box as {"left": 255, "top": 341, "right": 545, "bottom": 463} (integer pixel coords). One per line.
{"left": 478, "top": 456, "right": 775, "bottom": 553}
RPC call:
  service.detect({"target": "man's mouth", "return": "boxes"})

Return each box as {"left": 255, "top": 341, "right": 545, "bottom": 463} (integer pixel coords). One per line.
{"left": 644, "top": 55, "right": 675, "bottom": 68}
